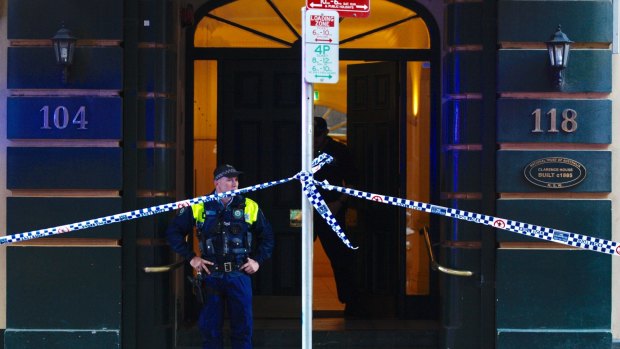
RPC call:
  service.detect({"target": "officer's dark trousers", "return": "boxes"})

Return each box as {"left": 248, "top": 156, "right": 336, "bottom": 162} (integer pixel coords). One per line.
{"left": 199, "top": 273, "right": 253, "bottom": 349}
{"left": 315, "top": 217, "right": 358, "bottom": 304}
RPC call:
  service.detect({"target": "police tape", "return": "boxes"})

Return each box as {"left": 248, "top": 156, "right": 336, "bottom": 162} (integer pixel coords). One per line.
{"left": 0, "top": 154, "right": 337, "bottom": 246}
{"left": 0, "top": 176, "right": 294, "bottom": 246}
{"left": 1, "top": 153, "right": 618, "bottom": 256}
{"left": 315, "top": 180, "right": 620, "bottom": 257}
{"left": 297, "top": 171, "right": 356, "bottom": 249}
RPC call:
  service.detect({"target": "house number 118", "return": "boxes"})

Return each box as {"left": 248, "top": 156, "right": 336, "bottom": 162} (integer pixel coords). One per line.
{"left": 531, "top": 108, "right": 578, "bottom": 133}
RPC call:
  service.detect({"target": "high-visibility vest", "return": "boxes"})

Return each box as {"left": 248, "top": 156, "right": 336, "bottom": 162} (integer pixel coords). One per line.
{"left": 191, "top": 196, "right": 259, "bottom": 264}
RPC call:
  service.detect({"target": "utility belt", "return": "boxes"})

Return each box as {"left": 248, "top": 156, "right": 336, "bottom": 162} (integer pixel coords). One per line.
{"left": 211, "top": 261, "right": 243, "bottom": 273}
{"left": 205, "top": 251, "right": 249, "bottom": 272}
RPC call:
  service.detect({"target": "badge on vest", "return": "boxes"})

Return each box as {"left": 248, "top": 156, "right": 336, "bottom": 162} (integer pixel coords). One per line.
{"left": 233, "top": 209, "right": 244, "bottom": 219}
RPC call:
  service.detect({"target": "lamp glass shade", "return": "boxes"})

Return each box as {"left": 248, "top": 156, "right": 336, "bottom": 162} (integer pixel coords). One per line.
{"left": 560, "top": 43, "right": 570, "bottom": 67}
{"left": 546, "top": 26, "right": 572, "bottom": 69}
{"left": 51, "top": 27, "right": 76, "bottom": 66}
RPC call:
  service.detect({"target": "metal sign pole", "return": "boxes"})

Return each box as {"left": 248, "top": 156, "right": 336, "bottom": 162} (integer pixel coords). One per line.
{"left": 300, "top": 6, "right": 314, "bottom": 349}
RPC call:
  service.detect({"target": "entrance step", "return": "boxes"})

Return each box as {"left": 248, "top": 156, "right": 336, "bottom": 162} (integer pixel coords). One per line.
{"left": 176, "top": 318, "right": 439, "bottom": 348}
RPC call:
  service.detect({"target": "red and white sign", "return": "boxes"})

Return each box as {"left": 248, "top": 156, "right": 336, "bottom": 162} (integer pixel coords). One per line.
{"left": 305, "top": 9, "right": 339, "bottom": 44}
{"left": 306, "top": 0, "right": 370, "bottom": 18}
{"left": 492, "top": 219, "right": 506, "bottom": 229}
{"left": 370, "top": 195, "right": 384, "bottom": 202}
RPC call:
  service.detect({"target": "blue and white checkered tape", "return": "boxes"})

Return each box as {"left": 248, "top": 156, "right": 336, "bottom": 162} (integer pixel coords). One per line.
{"left": 0, "top": 176, "right": 297, "bottom": 245}
{"left": 315, "top": 180, "right": 620, "bottom": 256}
{"left": 1, "top": 153, "right": 619, "bottom": 257}
{"left": 0, "top": 154, "right": 334, "bottom": 246}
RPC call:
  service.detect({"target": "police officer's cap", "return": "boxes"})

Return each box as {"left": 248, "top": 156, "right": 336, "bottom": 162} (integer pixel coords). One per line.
{"left": 214, "top": 164, "right": 243, "bottom": 180}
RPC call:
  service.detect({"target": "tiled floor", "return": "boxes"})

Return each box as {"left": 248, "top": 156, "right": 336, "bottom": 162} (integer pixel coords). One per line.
{"left": 312, "top": 239, "right": 345, "bottom": 312}
{"left": 177, "top": 317, "right": 439, "bottom": 349}
{"left": 313, "top": 275, "right": 344, "bottom": 311}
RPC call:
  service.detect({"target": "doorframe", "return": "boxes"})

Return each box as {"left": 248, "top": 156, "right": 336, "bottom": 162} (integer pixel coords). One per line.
{"left": 185, "top": 0, "right": 443, "bottom": 320}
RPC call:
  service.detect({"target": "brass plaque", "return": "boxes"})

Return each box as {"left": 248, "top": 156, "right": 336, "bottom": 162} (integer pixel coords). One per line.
{"left": 523, "top": 157, "right": 587, "bottom": 189}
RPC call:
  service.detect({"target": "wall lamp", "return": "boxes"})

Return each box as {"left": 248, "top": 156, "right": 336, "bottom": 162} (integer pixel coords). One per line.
{"left": 51, "top": 26, "right": 77, "bottom": 83}
{"left": 545, "top": 25, "right": 573, "bottom": 89}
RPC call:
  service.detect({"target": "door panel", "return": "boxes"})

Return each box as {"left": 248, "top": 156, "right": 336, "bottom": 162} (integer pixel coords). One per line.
{"left": 218, "top": 60, "right": 302, "bottom": 298}
{"left": 347, "top": 62, "right": 400, "bottom": 314}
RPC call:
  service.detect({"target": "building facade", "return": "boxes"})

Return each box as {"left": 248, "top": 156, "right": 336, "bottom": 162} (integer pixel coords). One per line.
{"left": 0, "top": 0, "right": 618, "bottom": 348}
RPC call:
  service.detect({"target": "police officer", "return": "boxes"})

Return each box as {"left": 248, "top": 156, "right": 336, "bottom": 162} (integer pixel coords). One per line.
{"left": 166, "top": 164, "right": 274, "bottom": 349}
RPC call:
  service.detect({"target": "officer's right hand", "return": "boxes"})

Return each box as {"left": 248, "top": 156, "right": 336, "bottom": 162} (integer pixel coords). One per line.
{"left": 190, "top": 256, "right": 214, "bottom": 274}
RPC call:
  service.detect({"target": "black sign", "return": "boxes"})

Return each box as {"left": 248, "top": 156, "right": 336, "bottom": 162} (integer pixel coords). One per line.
{"left": 7, "top": 97, "right": 121, "bottom": 140}
{"left": 523, "top": 157, "right": 587, "bottom": 189}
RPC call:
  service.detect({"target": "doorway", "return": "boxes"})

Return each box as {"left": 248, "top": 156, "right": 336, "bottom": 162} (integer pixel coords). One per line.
{"left": 188, "top": 0, "right": 439, "bottom": 321}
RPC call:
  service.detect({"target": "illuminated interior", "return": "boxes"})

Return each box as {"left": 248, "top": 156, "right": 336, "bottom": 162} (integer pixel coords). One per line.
{"left": 194, "top": 0, "right": 430, "bottom": 50}
{"left": 193, "top": 0, "right": 432, "bottom": 307}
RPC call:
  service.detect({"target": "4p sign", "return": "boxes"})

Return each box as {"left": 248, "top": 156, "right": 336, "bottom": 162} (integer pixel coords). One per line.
{"left": 304, "top": 9, "right": 339, "bottom": 84}
{"left": 306, "top": 43, "right": 339, "bottom": 83}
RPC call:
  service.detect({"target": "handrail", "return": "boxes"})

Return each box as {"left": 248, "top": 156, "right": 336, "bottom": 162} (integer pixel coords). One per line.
{"left": 422, "top": 227, "right": 473, "bottom": 277}
{"left": 143, "top": 260, "right": 185, "bottom": 273}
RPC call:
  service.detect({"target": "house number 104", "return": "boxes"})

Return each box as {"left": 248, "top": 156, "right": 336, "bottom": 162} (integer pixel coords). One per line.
{"left": 531, "top": 108, "right": 578, "bottom": 133}
{"left": 40, "top": 105, "right": 88, "bottom": 130}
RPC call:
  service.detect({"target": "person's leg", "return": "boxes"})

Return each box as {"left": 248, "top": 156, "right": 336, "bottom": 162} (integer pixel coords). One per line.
{"left": 199, "top": 277, "right": 225, "bottom": 349}
{"left": 226, "top": 274, "right": 253, "bottom": 349}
